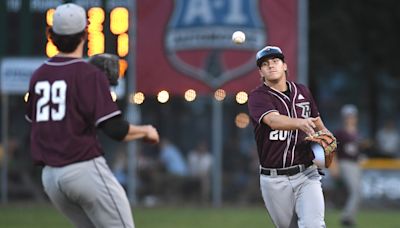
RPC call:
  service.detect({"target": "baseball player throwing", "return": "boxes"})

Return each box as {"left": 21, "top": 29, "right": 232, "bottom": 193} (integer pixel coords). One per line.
{"left": 248, "top": 46, "right": 334, "bottom": 227}
{"left": 25, "top": 3, "right": 159, "bottom": 228}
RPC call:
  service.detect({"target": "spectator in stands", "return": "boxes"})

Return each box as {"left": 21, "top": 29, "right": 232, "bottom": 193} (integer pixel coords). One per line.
{"left": 376, "top": 118, "right": 400, "bottom": 158}
{"left": 187, "top": 141, "right": 212, "bottom": 203}
{"left": 136, "top": 146, "right": 164, "bottom": 206}
{"left": 159, "top": 139, "right": 188, "bottom": 176}
{"left": 159, "top": 139, "right": 188, "bottom": 202}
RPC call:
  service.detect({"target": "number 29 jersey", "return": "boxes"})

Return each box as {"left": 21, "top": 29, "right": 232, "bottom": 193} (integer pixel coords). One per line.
{"left": 248, "top": 81, "right": 319, "bottom": 168}
{"left": 25, "top": 57, "right": 121, "bottom": 167}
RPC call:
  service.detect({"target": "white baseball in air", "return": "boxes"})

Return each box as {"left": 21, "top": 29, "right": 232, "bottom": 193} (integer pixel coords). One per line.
{"left": 232, "top": 31, "right": 246, "bottom": 44}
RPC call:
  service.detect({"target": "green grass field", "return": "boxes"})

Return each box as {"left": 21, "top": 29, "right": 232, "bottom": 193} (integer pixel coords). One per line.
{"left": 0, "top": 203, "right": 399, "bottom": 228}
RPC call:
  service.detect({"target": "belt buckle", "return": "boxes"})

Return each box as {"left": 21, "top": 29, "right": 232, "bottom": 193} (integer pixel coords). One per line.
{"left": 270, "top": 169, "right": 277, "bottom": 177}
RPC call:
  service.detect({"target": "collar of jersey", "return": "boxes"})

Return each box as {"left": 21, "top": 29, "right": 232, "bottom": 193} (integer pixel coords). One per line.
{"left": 45, "top": 57, "right": 85, "bottom": 66}
{"left": 264, "top": 81, "right": 292, "bottom": 100}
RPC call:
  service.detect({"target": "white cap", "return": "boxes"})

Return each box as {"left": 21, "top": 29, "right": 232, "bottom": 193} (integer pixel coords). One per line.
{"left": 53, "top": 3, "right": 87, "bottom": 35}
{"left": 341, "top": 104, "right": 358, "bottom": 117}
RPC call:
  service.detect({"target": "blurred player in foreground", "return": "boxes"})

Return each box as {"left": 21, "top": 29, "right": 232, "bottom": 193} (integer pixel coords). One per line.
{"left": 248, "top": 46, "right": 335, "bottom": 227}
{"left": 25, "top": 3, "right": 159, "bottom": 228}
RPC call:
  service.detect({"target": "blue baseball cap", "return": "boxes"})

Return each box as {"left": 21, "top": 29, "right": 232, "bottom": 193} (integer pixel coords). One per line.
{"left": 256, "top": 46, "right": 285, "bottom": 67}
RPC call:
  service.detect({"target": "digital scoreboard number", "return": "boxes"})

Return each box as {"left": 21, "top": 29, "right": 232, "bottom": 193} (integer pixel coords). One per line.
{"left": 1, "top": 0, "right": 130, "bottom": 77}
{"left": 45, "top": 6, "right": 129, "bottom": 59}
{"left": 45, "top": 6, "right": 129, "bottom": 77}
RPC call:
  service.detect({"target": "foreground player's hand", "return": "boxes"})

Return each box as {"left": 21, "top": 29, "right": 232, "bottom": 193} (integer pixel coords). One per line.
{"left": 297, "top": 117, "right": 318, "bottom": 136}
{"left": 143, "top": 125, "right": 159, "bottom": 144}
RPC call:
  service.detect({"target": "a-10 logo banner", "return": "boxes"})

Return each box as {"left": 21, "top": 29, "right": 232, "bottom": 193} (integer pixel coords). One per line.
{"left": 136, "top": 0, "right": 298, "bottom": 95}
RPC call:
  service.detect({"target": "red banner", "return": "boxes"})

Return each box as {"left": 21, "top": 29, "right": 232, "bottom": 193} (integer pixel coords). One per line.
{"left": 136, "top": 0, "right": 298, "bottom": 95}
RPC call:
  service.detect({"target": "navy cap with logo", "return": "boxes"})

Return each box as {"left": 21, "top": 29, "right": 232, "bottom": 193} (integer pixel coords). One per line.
{"left": 256, "top": 46, "right": 285, "bottom": 67}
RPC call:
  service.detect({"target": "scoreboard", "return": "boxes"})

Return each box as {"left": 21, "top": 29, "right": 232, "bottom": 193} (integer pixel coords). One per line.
{"left": 0, "top": 0, "right": 131, "bottom": 75}
{"left": 46, "top": 6, "right": 129, "bottom": 58}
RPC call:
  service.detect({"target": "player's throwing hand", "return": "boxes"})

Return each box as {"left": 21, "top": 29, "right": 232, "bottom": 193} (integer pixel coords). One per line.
{"left": 297, "top": 117, "right": 319, "bottom": 136}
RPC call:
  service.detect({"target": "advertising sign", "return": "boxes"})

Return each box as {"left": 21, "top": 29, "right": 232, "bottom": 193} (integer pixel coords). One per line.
{"left": 136, "top": 0, "right": 298, "bottom": 95}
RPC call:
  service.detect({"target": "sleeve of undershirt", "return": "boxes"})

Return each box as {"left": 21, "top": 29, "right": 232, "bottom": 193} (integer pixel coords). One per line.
{"left": 98, "top": 115, "right": 130, "bottom": 141}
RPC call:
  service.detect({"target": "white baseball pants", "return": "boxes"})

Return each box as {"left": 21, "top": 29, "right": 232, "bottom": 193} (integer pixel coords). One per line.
{"left": 260, "top": 165, "right": 326, "bottom": 228}
{"left": 42, "top": 156, "right": 134, "bottom": 228}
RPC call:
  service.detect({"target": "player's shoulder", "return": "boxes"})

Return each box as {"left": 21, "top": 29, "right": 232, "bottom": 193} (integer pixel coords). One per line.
{"left": 31, "top": 62, "right": 48, "bottom": 79}
{"left": 250, "top": 84, "right": 269, "bottom": 96}
{"left": 76, "top": 59, "right": 102, "bottom": 75}
{"left": 288, "top": 81, "right": 313, "bottom": 95}
{"left": 45, "top": 57, "right": 108, "bottom": 86}
{"left": 249, "top": 84, "right": 274, "bottom": 104}
{"left": 36, "top": 57, "right": 91, "bottom": 75}
{"left": 289, "top": 81, "right": 308, "bottom": 90}
{"left": 69, "top": 58, "right": 107, "bottom": 81}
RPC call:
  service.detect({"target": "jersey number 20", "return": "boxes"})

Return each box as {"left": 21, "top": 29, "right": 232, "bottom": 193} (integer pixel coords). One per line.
{"left": 35, "top": 80, "right": 67, "bottom": 122}
{"left": 269, "top": 130, "right": 288, "bottom": 141}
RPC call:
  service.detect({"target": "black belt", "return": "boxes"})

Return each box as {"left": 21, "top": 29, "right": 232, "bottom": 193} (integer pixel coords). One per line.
{"left": 260, "top": 162, "right": 313, "bottom": 176}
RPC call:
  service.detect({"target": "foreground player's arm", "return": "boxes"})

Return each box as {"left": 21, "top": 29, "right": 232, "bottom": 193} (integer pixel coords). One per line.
{"left": 124, "top": 124, "right": 159, "bottom": 143}
{"left": 262, "top": 112, "right": 319, "bottom": 136}
{"left": 99, "top": 116, "right": 159, "bottom": 143}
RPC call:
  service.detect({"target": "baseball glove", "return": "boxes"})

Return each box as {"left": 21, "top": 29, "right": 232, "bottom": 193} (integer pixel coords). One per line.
{"left": 88, "top": 53, "right": 120, "bottom": 86}
{"left": 305, "top": 130, "right": 337, "bottom": 168}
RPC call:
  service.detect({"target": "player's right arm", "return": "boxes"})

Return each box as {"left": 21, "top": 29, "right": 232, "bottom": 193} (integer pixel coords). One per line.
{"left": 262, "top": 112, "right": 318, "bottom": 136}
{"left": 99, "top": 116, "right": 159, "bottom": 143}
{"left": 249, "top": 88, "right": 317, "bottom": 136}
{"left": 124, "top": 124, "right": 159, "bottom": 143}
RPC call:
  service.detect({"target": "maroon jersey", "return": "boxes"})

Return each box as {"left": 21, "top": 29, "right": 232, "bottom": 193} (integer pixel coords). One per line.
{"left": 248, "top": 81, "right": 319, "bottom": 168}
{"left": 25, "top": 57, "right": 121, "bottom": 166}
{"left": 334, "top": 129, "right": 360, "bottom": 162}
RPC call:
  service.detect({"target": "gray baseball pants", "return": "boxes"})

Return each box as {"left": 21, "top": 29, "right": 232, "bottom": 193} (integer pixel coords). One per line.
{"left": 42, "top": 156, "right": 134, "bottom": 228}
{"left": 338, "top": 160, "right": 361, "bottom": 223}
{"left": 260, "top": 165, "right": 325, "bottom": 228}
